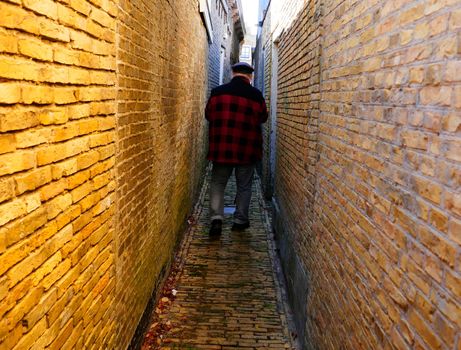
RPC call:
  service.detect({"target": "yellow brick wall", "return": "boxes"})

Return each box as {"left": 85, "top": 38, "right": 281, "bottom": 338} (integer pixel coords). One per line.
{"left": 0, "top": 0, "right": 118, "bottom": 348}
{"left": 114, "top": 0, "right": 208, "bottom": 347}
{"left": 0, "top": 0, "right": 208, "bottom": 348}
{"left": 269, "top": 0, "right": 461, "bottom": 348}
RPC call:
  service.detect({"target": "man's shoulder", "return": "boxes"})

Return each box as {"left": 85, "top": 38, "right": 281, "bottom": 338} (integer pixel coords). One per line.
{"left": 210, "top": 83, "right": 264, "bottom": 103}
{"left": 210, "top": 81, "right": 236, "bottom": 95}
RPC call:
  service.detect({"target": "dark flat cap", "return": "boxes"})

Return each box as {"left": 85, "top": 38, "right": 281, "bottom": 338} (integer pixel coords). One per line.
{"left": 231, "top": 62, "right": 254, "bottom": 73}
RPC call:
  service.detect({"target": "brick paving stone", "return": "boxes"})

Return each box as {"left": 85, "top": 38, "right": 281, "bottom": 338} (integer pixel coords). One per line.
{"left": 141, "top": 170, "right": 297, "bottom": 350}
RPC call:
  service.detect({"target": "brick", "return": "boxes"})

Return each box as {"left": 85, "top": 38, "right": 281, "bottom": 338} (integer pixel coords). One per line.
{"left": 21, "top": 85, "right": 55, "bottom": 105}
{"left": 78, "top": 118, "right": 99, "bottom": 134}
{"left": 437, "top": 296, "right": 460, "bottom": 328}
{"left": 401, "top": 130, "right": 428, "bottom": 150}
{"left": 0, "top": 151, "right": 35, "bottom": 176}
{"left": 77, "top": 150, "right": 100, "bottom": 170}
{"left": 442, "top": 113, "right": 460, "bottom": 133}
{"left": 90, "top": 157, "right": 114, "bottom": 178}
{"left": 429, "top": 207, "right": 448, "bottom": 232}
{"left": 399, "top": 4, "right": 425, "bottom": 26}
{"left": 69, "top": 0, "right": 91, "bottom": 16}
{"left": 71, "top": 181, "right": 93, "bottom": 203}
{"left": 37, "top": 137, "right": 89, "bottom": 166}
{"left": 57, "top": 3, "right": 86, "bottom": 30}
{"left": 449, "top": 9, "right": 461, "bottom": 30}
{"left": 10, "top": 316, "right": 47, "bottom": 350}
{"left": 15, "top": 128, "right": 51, "bottom": 149}
{"left": 53, "top": 46, "right": 80, "bottom": 65}
{"left": 455, "top": 86, "right": 461, "bottom": 109}
{"left": 67, "top": 103, "right": 91, "bottom": 120}
{"left": 412, "top": 176, "right": 442, "bottom": 204}
{"left": 46, "top": 193, "right": 72, "bottom": 220}
{"left": 67, "top": 169, "right": 90, "bottom": 189}
{"left": 48, "top": 318, "right": 73, "bottom": 350}
{"left": 23, "top": 288, "right": 58, "bottom": 330}
{"left": 23, "top": 0, "right": 58, "bottom": 19}
{"left": 55, "top": 204, "right": 80, "bottom": 230}
{"left": 38, "top": 109, "right": 68, "bottom": 125}
{"left": 51, "top": 158, "right": 78, "bottom": 179}
{"left": 24, "top": 193, "right": 41, "bottom": 213}
{"left": 90, "top": 101, "right": 115, "bottom": 116}
{"left": 70, "top": 30, "right": 93, "bottom": 52}
{"left": 68, "top": 66, "right": 91, "bottom": 84}
{"left": 0, "top": 83, "right": 21, "bottom": 104}
{"left": 6, "top": 285, "right": 44, "bottom": 332}
{"left": 0, "top": 109, "right": 40, "bottom": 132}
{"left": 53, "top": 87, "right": 79, "bottom": 104}
{"left": 435, "top": 36, "right": 457, "bottom": 59}
{"left": 414, "top": 22, "right": 429, "bottom": 40}
{"left": 18, "top": 37, "right": 53, "bottom": 61}
{"left": 30, "top": 251, "right": 61, "bottom": 286}
{"left": 0, "top": 235, "right": 29, "bottom": 276}
{"left": 7, "top": 223, "right": 72, "bottom": 288}
{"left": 0, "top": 2, "right": 39, "bottom": 35}
{"left": 46, "top": 286, "right": 74, "bottom": 324}
{"left": 38, "top": 17, "right": 71, "bottom": 42}
{"left": 0, "top": 178, "right": 14, "bottom": 204}
{"left": 0, "top": 134, "right": 15, "bottom": 155}
{"left": 424, "top": 64, "right": 442, "bottom": 85}
{"left": 446, "top": 191, "right": 461, "bottom": 217}
{"left": 51, "top": 123, "right": 79, "bottom": 142}
{"left": 409, "top": 308, "right": 443, "bottom": 349}
{"left": 42, "top": 258, "right": 71, "bottom": 290}
{"left": 409, "top": 66, "right": 424, "bottom": 84}
{"left": 448, "top": 218, "right": 461, "bottom": 245}
{"left": 0, "top": 55, "right": 40, "bottom": 81}
{"left": 446, "top": 139, "right": 461, "bottom": 162}
{"left": 90, "top": 7, "right": 114, "bottom": 29}
{"left": 3, "top": 207, "right": 47, "bottom": 247}
{"left": 89, "top": 132, "right": 114, "bottom": 148}
{"left": 0, "top": 32, "right": 18, "bottom": 53}
{"left": 429, "top": 14, "right": 448, "bottom": 37}
{"left": 446, "top": 269, "right": 461, "bottom": 299}
{"left": 61, "top": 321, "right": 83, "bottom": 350}
{"left": 445, "top": 61, "right": 461, "bottom": 82}
{"left": 98, "top": 144, "right": 115, "bottom": 160}
{"left": 39, "top": 178, "right": 68, "bottom": 201}
{"left": 0, "top": 322, "right": 22, "bottom": 350}
{"left": 419, "top": 86, "right": 452, "bottom": 106}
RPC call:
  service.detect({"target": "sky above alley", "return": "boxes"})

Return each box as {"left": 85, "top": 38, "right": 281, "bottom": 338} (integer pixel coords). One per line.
{"left": 241, "top": 0, "right": 259, "bottom": 36}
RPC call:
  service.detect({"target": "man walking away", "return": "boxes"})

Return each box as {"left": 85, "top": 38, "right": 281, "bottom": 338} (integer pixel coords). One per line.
{"left": 205, "top": 62, "right": 269, "bottom": 236}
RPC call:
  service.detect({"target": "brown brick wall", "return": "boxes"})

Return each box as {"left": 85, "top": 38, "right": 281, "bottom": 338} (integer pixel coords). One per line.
{"left": 265, "top": 0, "right": 461, "bottom": 348}
{"left": 0, "top": 0, "right": 208, "bottom": 348}
{"left": 262, "top": 35, "right": 272, "bottom": 196}
{"left": 115, "top": 0, "right": 208, "bottom": 347}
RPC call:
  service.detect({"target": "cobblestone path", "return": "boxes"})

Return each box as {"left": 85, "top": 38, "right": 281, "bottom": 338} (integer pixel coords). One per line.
{"left": 141, "top": 171, "right": 297, "bottom": 350}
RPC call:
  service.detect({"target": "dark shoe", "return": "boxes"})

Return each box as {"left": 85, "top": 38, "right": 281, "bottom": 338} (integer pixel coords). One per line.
{"left": 209, "top": 219, "right": 222, "bottom": 236}
{"left": 231, "top": 222, "right": 250, "bottom": 231}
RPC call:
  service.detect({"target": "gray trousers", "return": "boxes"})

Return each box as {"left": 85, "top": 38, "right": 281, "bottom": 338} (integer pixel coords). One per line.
{"left": 210, "top": 162, "right": 255, "bottom": 224}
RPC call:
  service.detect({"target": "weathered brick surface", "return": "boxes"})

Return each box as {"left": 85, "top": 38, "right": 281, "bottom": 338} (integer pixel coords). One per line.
{"left": 0, "top": 0, "right": 208, "bottom": 348}
{"left": 258, "top": 0, "right": 461, "bottom": 348}
{"left": 115, "top": 0, "right": 208, "bottom": 347}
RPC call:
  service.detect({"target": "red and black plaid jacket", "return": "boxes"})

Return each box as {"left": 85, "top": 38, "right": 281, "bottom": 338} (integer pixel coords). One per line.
{"left": 205, "top": 76, "right": 268, "bottom": 164}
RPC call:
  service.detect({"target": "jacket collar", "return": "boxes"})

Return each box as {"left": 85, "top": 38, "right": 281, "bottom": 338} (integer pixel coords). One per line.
{"left": 231, "top": 75, "right": 251, "bottom": 85}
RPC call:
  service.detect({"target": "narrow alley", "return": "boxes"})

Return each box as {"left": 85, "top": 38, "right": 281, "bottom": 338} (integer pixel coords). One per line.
{"left": 140, "top": 172, "right": 297, "bottom": 349}
{"left": 0, "top": 0, "right": 460, "bottom": 349}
